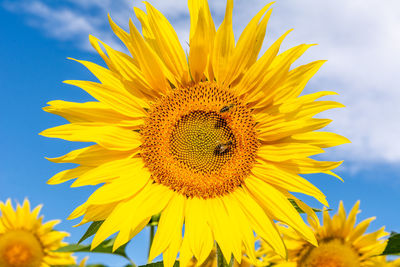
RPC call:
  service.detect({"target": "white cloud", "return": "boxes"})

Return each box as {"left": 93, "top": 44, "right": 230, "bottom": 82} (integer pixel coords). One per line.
{"left": 3, "top": 0, "right": 400, "bottom": 164}
{"left": 242, "top": 0, "right": 400, "bottom": 164}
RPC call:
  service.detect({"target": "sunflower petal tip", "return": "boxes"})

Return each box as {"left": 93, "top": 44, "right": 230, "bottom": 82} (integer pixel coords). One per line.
{"left": 47, "top": 180, "right": 57, "bottom": 185}
{"left": 62, "top": 79, "right": 73, "bottom": 85}
{"left": 343, "top": 137, "right": 351, "bottom": 144}
{"left": 112, "top": 242, "right": 121, "bottom": 253}
{"left": 88, "top": 34, "right": 97, "bottom": 42}
{"left": 309, "top": 236, "right": 318, "bottom": 247}
{"left": 321, "top": 198, "right": 329, "bottom": 207}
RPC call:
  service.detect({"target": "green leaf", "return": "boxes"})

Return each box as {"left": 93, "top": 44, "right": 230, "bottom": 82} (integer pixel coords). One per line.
{"left": 382, "top": 232, "right": 400, "bottom": 255}
{"left": 78, "top": 221, "right": 104, "bottom": 244}
{"left": 288, "top": 199, "right": 327, "bottom": 213}
{"left": 138, "top": 261, "right": 179, "bottom": 267}
{"left": 56, "top": 238, "right": 129, "bottom": 260}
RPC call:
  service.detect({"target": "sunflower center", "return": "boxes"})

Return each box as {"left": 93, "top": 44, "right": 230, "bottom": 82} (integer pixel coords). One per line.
{"left": 141, "top": 82, "right": 259, "bottom": 199}
{"left": 298, "top": 239, "right": 360, "bottom": 267}
{"left": 0, "top": 230, "right": 44, "bottom": 267}
{"left": 170, "top": 111, "right": 236, "bottom": 172}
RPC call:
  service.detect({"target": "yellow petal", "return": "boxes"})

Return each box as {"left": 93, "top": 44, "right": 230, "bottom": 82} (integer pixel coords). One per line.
{"left": 71, "top": 156, "right": 142, "bottom": 187}
{"left": 47, "top": 145, "right": 135, "bottom": 166}
{"left": 257, "top": 143, "right": 324, "bottom": 162}
{"left": 47, "top": 166, "right": 92, "bottom": 185}
{"left": 40, "top": 123, "right": 141, "bottom": 151}
{"left": 233, "top": 188, "right": 286, "bottom": 259}
{"left": 68, "top": 202, "right": 88, "bottom": 220}
{"left": 183, "top": 198, "right": 214, "bottom": 265}
{"left": 178, "top": 234, "right": 193, "bottom": 267}
{"left": 106, "top": 16, "right": 140, "bottom": 67}
{"left": 89, "top": 35, "right": 157, "bottom": 101}
{"left": 286, "top": 131, "right": 350, "bottom": 148}
{"left": 149, "top": 194, "right": 185, "bottom": 263}
{"left": 127, "top": 18, "right": 172, "bottom": 93}
{"left": 189, "top": 6, "right": 209, "bottom": 82}
{"left": 92, "top": 182, "right": 173, "bottom": 249}
{"left": 273, "top": 60, "right": 327, "bottom": 104}
{"left": 252, "top": 161, "right": 327, "bottom": 206}
{"left": 113, "top": 216, "right": 150, "bottom": 251}
{"left": 235, "top": 30, "right": 292, "bottom": 96}
{"left": 206, "top": 197, "right": 241, "bottom": 262}
{"left": 348, "top": 217, "right": 375, "bottom": 242}
{"left": 274, "top": 158, "right": 343, "bottom": 174}
{"left": 258, "top": 118, "right": 332, "bottom": 141}
{"left": 224, "top": 194, "right": 256, "bottom": 262}
{"left": 254, "top": 91, "right": 339, "bottom": 123}
{"left": 246, "top": 177, "right": 317, "bottom": 246}
{"left": 64, "top": 79, "right": 146, "bottom": 118}
{"left": 141, "top": 3, "right": 189, "bottom": 86}
{"left": 247, "top": 44, "right": 316, "bottom": 106}
{"left": 0, "top": 200, "right": 18, "bottom": 230}
{"left": 84, "top": 159, "right": 151, "bottom": 204}
{"left": 211, "top": 0, "right": 234, "bottom": 85}
{"left": 78, "top": 202, "right": 118, "bottom": 223}
{"left": 188, "top": 0, "right": 216, "bottom": 81}
{"left": 164, "top": 234, "right": 183, "bottom": 267}
{"left": 224, "top": 4, "right": 273, "bottom": 85}
{"left": 43, "top": 100, "right": 145, "bottom": 128}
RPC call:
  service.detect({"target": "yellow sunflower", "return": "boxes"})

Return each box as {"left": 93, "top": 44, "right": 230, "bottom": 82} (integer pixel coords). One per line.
{"left": 257, "top": 201, "right": 389, "bottom": 267}
{"left": 40, "top": 0, "right": 349, "bottom": 266}
{"left": 0, "top": 199, "right": 75, "bottom": 267}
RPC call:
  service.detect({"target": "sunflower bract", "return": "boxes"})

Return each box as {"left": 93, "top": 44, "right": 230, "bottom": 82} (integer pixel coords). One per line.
{"left": 40, "top": 0, "right": 349, "bottom": 266}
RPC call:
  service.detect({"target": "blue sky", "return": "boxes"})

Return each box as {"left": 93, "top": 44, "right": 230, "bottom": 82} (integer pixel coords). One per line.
{"left": 0, "top": 0, "right": 399, "bottom": 265}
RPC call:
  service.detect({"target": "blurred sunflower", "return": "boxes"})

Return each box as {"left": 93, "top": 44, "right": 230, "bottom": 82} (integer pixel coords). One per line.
{"left": 41, "top": 0, "right": 348, "bottom": 266}
{"left": 0, "top": 199, "right": 75, "bottom": 267}
{"left": 257, "top": 201, "right": 388, "bottom": 267}
{"left": 372, "top": 257, "right": 400, "bottom": 267}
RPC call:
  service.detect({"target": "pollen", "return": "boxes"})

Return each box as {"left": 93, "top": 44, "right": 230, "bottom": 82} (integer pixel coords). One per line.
{"left": 141, "top": 82, "right": 259, "bottom": 198}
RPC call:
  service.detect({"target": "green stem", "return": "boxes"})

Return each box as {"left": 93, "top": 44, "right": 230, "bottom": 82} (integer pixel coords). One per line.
{"left": 148, "top": 225, "right": 155, "bottom": 258}
{"left": 128, "top": 258, "right": 137, "bottom": 267}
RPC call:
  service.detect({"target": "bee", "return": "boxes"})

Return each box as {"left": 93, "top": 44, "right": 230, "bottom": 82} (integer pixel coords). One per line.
{"left": 215, "top": 140, "right": 233, "bottom": 155}
{"left": 220, "top": 104, "right": 235, "bottom": 113}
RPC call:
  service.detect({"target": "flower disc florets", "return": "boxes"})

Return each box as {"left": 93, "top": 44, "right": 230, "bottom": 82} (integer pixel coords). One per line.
{"left": 141, "top": 82, "right": 259, "bottom": 198}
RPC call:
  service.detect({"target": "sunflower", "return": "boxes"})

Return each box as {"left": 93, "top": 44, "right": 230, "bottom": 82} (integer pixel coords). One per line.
{"left": 0, "top": 199, "right": 75, "bottom": 267}
{"left": 40, "top": 0, "right": 348, "bottom": 266}
{"left": 257, "top": 201, "right": 389, "bottom": 267}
